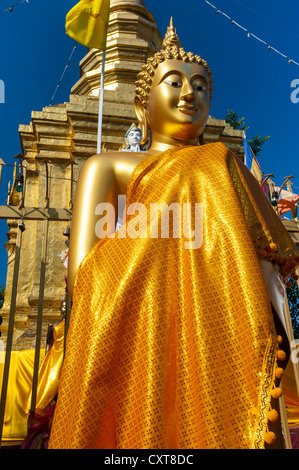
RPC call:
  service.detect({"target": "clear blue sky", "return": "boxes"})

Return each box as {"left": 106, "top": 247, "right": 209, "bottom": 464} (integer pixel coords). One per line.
{"left": 0, "top": 0, "right": 298, "bottom": 286}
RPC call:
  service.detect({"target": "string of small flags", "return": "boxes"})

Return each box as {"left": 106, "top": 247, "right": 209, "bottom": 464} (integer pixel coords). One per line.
{"left": 203, "top": 0, "right": 299, "bottom": 66}
{"left": 0, "top": 0, "right": 29, "bottom": 14}
{"left": 49, "top": 45, "right": 77, "bottom": 107}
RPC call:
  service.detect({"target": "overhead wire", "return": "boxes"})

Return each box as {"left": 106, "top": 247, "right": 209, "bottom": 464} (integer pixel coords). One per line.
{"left": 0, "top": 162, "right": 77, "bottom": 183}
{"left": 0, "top": 0, "right": 29, "bottom": 14}
{"left": 49, "top": 45, "right": 78, "bottom": 107}
{"left": 203, "top": 0, "right": 299, "bottom": 66}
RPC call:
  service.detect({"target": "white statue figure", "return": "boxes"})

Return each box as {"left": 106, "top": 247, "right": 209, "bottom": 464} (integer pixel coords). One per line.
{"left": 122, "top": 124, "right": 143, "bottom": 152}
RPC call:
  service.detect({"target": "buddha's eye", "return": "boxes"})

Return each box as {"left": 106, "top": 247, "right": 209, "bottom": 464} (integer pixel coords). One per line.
{"left": 164, "top": 79, "right": 182, "bottom": 88}
{"left": 193, "top": 82, "right": 206, "bottom": 92}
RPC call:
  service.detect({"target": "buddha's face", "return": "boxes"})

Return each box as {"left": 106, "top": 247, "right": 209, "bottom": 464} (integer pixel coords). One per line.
{"left": 147, "top": 59, "right": 210, "bottom": 143}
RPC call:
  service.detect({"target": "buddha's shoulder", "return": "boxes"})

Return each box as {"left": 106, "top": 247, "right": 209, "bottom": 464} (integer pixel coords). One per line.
{"left": 82, "top": 150, "right": 152, "bottom": 171}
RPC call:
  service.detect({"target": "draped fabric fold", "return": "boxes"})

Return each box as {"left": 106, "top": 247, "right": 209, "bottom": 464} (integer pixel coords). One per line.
{"left": 0, "top": 349, "right": 45, "bottom": 443}
{"left": 24, "top": 320, "right": 65, "bottom": 414}
{"left": 49, "top": 143, "right": 299, "bottom": 449}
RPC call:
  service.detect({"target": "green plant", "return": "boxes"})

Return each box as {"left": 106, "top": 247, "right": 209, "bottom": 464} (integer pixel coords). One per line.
{"left": 225, "top": 109, "right": 270, "bottom": 156}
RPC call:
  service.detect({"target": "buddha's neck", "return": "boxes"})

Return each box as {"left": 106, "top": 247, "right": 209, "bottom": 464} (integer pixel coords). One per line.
{"left": 148, "top": 134, "right": 198, "bottom": 154}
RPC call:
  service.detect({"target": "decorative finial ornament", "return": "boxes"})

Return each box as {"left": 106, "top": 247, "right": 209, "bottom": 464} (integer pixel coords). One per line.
{"left": 135, "top": 18, "right": 213, "bottom": 109}
{"left": 162, "top": 17, "right": 182, "bottom": 50}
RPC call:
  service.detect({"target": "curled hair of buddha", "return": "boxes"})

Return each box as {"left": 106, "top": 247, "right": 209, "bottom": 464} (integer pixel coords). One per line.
{"left": 135, "top": 17, "right": 213, "bottom": 108}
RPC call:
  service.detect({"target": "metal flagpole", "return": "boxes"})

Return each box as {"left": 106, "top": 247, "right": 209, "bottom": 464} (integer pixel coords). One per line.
{"left": 97, "top": 49, "right": 106, "bottom": 154}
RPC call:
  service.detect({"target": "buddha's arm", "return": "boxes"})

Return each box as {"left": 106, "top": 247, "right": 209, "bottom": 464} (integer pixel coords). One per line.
{"left": 68, "top": 155, "right": 120, "bottom": 298}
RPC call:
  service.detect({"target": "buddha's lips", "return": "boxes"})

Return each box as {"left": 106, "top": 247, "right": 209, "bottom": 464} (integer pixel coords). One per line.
{"left": 177, "top": 105, "right": 197, "bottom": 115}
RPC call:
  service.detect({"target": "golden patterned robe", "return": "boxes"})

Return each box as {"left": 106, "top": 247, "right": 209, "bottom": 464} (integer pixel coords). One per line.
{"left": 48, "top": 143, "right": 299, "bottom": 449}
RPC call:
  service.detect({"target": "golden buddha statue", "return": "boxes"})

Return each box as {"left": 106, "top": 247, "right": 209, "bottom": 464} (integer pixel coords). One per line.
{"left": 67, "top": 18, "right": 213, "bottom": 298}
{"left": 46, "top": 19, "right": 299, "bottom": 449}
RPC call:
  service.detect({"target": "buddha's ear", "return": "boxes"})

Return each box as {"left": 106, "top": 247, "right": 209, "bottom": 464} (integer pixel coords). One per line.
{"left": 134, "top": 97, "right": 150, "bottom": 145}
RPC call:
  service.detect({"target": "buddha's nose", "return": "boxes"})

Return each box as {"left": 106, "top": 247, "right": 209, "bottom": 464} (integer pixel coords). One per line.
{"left": 181, "top": 83, "right": 196, "bottom": 102}
{"left": 182, "top": 92, "right": 196, "bottom": 103}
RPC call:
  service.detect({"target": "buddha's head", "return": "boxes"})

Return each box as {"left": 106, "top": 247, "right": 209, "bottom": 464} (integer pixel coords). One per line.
{"left": 135, "top": 18, "right": 213, "bottom": 149}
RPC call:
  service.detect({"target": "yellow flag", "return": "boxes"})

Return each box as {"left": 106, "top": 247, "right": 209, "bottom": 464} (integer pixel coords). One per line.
{"left": 65, "top": 0, "right": 110, "bottom": 50}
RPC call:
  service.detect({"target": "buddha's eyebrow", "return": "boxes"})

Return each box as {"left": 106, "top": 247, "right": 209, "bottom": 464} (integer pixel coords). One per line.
{"left": 191, "top": 74, "right": 208, "bottom": 86}
{"left": 157, "top": 70, "right": 182, "bottom": 85}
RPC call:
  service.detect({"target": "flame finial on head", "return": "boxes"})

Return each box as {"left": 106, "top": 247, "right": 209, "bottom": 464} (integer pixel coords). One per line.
{"left": 162, "top": 17, "right": 182, "bottom": 50}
